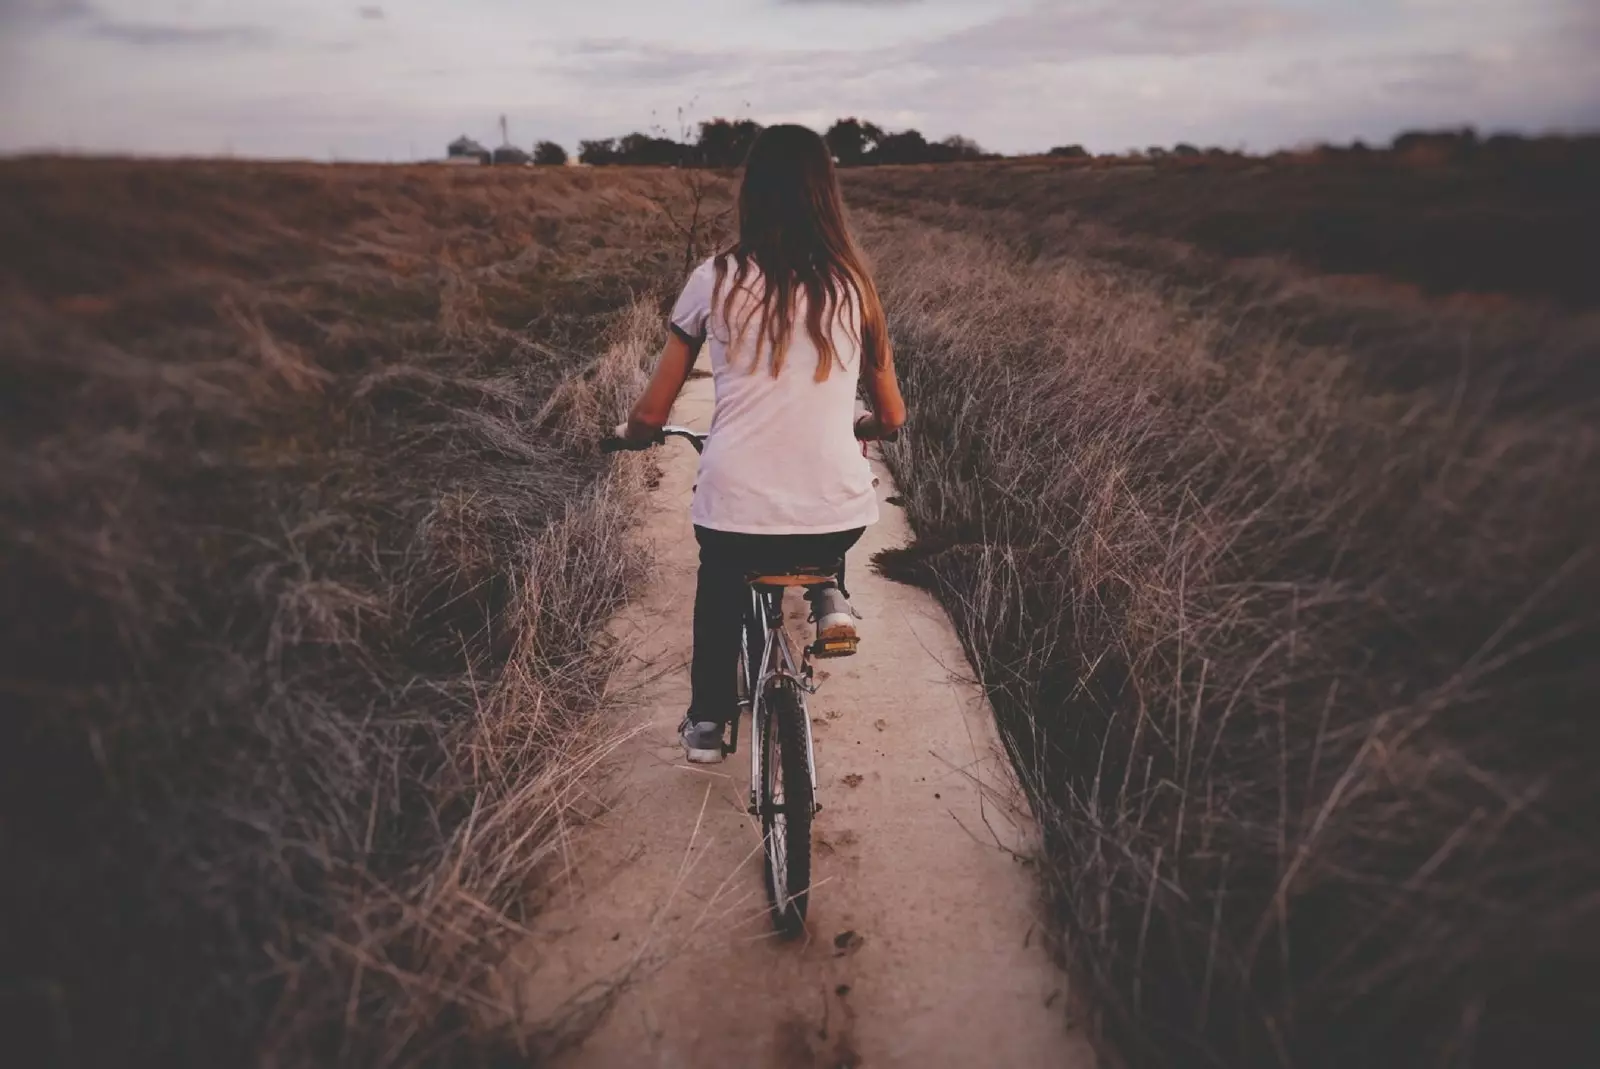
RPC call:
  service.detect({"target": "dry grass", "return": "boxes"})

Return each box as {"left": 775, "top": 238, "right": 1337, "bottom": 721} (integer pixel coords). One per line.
{"left": 12, "top": 152, "right": 1594, "bottom": 1069}
{"left": 858, "top": 202, "right": 1599, "bottom": 1068}
{"left": 1, "top": 160, "right": 691, "bottom": 1066}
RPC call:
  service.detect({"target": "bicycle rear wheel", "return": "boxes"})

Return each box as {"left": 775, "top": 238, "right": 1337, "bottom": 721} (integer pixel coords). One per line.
{"left": 760, "top": 678, "right": 813, "bottom": 937}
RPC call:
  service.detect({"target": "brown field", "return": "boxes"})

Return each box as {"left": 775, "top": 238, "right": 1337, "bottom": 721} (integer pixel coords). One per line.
{"left": 1, "top": 159, "right": 692, "bottom": 1066}
{"left": 848, "top": 154, "right": 1600, "bottom": 1068}
{"left": 4, "top": 152, "right": 1597, "bottom": 1068}
{"left": 846, "top": 142, "right": 1600, "bottom": 307}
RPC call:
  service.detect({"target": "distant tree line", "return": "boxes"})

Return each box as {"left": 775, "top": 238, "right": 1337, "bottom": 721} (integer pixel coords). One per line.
{"left": 446, "top": 123, "right": 1596, "bottom": 171}
{"left": 573, "top": 117, "right": 994, "bottom": 168}
{"left": 446, "top": 134, "right": 568, "bottom": 166}
{"left": 575, "top": 120, "right": 766, "bottom": 168}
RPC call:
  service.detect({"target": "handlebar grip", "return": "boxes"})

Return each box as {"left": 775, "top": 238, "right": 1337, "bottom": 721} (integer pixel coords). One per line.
{"left": 601, "top": 429, "right": 667, "bottom": 453}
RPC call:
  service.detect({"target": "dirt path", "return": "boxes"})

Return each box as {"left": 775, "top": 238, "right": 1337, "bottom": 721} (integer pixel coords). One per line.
{"left": 518, "top": 375, "right": 1098, "bottom": 1068}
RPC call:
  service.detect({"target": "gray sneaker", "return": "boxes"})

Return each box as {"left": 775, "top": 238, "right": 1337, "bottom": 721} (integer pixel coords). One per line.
{"left": 807, "top": 584, "right": 859, "bottom": 657}
{"left": 680, "top": 716, "right": 725, "bottom": 764}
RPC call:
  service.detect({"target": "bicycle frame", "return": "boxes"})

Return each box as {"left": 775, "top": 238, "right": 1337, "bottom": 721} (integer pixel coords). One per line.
{"left": 737, "top": 584, "right": 820, "bottom": 817}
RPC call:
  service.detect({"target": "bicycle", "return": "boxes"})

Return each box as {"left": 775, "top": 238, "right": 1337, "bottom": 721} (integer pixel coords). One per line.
{"left": 603, "top": 425, "right": 849, "bottom": 936}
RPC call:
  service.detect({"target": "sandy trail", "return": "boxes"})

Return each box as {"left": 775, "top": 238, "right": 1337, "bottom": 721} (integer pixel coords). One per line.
{"left": 518, "top": 375, "right": 1098, "bottom": 1068}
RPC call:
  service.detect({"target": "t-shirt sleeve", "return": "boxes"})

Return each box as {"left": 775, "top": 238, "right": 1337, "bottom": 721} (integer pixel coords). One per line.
{"left": 668, "top": 260, "right": 715, "bottom": 343}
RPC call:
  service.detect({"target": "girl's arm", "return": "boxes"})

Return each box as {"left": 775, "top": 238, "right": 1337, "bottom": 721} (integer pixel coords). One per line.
{"left": 617, "top": 332, "right": 701, "bottom": 443}
{"left": 854, "top": 348, "right": 907, "bottom": 441}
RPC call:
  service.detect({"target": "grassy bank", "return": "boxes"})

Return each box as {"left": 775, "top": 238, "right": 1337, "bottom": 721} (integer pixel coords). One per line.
{"left": 860, "top": 207, "right": 1599, "bottom": 1068}
{"left": 1, "top": 161, "right": 686, "bottom": 1066}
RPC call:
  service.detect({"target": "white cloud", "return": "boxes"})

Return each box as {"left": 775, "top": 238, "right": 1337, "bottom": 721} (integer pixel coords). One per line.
{"left": 915, "top": 0, "right": 1308, "bottom": 69}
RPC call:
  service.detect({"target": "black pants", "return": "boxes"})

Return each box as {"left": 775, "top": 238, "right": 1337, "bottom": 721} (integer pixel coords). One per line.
{"left": 690, "top": 525, "right": 864, "bottom": 727}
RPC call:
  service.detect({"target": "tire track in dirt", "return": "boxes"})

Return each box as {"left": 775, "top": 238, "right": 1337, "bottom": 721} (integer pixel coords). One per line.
{"left": 516, "top": 375, "right": 1098, "bottom": 1068}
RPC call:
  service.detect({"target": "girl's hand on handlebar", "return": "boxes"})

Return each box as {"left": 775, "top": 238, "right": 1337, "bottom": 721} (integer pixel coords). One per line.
{"left": 853, "top": 413, "right": 902, "bottom": 444}
{"left": 600, "top": 421, "right": 660, "bottom": 453}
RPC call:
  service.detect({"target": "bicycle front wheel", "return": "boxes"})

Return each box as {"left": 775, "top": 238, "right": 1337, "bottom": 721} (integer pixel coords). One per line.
{"left": 760, "top": 678, "right": 813, "bottom": 937}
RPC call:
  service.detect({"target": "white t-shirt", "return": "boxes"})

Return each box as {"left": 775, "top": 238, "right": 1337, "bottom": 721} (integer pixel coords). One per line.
{"left": 670, "top": 256, "right": 880, "bottom": 535}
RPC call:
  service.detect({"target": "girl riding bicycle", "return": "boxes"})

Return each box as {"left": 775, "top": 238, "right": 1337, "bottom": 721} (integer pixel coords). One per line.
{"left": 612, "top": 123, "right": 906, "bottom": 765}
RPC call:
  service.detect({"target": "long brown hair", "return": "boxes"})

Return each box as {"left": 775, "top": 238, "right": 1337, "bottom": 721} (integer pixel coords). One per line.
{"left": 711, "top": 124, "right": 890, "bottom": 381}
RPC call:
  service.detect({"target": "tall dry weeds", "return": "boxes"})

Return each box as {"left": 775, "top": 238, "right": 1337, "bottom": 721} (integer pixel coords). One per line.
{"left": 859, "top": 209, "right": 1600, "bottom": 1068}
{"left": 1, "top": 160, "right": 686, "bottom": 1066}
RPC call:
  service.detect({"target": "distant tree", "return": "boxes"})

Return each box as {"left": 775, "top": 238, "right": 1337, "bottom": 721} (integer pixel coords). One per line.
{"left": 616, "top": 132, "right": 688, "bottom": 166}
{"left": 1147, "top": 146, "right": 1169, "bottom": 159}
{"left": 873, "top": 128, "right": 929, "bottom": 165}
{"left": 1048, "top": 144, "right": 1089, "bottom": 158}
{"left": 533, "top": 140, "right": 568, "bottom": 165}
{"left": 579, "top": 138, "right": 619, "bottom": 165}
{"left": 617, "top": 132, "right": 655, "bottom": 163}
{"left": 1173, "top": 143, "right": 1201, "bottom": 157}
{"left": 825, "top": 118, "right": 884, "bottom": 166}
{"left": 696, "top": 118, "right": 762, "bottom": 168}
{"left": 929, "top": 134, "right": 985, "bottom": 162}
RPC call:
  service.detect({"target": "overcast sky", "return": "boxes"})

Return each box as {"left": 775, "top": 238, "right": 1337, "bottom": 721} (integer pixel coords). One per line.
{"left": 2, "top": 0, "right": 1597, "bottom": 159}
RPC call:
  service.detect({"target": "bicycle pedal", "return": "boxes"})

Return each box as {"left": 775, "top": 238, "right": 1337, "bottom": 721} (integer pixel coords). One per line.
{"left": 810, "top": 636, "right": 859, "bottom": 658}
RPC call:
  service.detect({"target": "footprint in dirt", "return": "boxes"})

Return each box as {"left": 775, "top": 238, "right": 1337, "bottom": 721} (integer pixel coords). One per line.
{"left": 815, "top": 828, "right": 861, "bottom": 860}
{"left": 772, "top": 997, "right": 862, "bottom": 1069}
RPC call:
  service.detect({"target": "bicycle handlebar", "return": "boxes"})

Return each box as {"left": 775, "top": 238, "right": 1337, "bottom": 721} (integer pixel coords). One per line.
{"left": 602, "top": 422, "right": 895, "bottom": 455}
{"left": 599, "top": 425, "right": 706, "bottom": 454}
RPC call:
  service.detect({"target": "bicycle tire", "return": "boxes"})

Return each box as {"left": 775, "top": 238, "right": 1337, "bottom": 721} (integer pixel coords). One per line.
{"left": 760, "top": 678, "right": 813, "bottom": 937}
